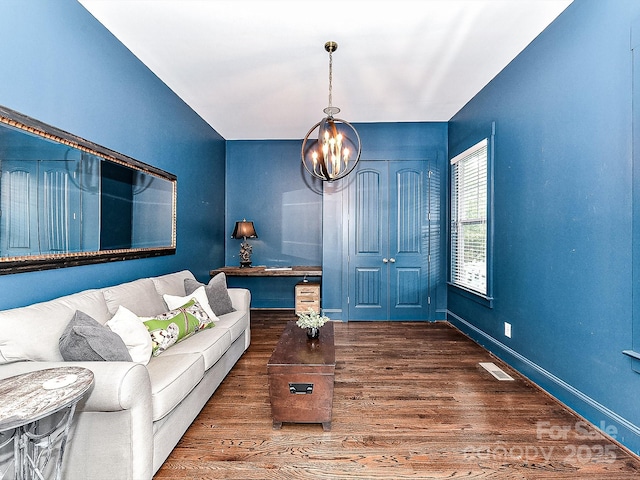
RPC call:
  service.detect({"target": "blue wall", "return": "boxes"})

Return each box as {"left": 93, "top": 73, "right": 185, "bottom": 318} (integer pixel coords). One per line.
{"left": 0, "top": 0, "right": 226, "bottom": 309}
{"left": 224, "top": 125, "right": 449, "bottom": 311}
{"left": 448, "top": 0, "right": 640, "bottom": 454}
{"left": 224, "top": 140, "right": 322, "bottom": 308}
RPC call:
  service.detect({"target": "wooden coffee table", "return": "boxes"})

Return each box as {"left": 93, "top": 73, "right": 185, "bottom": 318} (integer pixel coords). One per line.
{"left": 267, "top": 321, "right": 335, "bottom": 431}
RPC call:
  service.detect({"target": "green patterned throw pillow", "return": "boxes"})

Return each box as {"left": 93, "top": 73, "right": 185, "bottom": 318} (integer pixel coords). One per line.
{"left": 143, "top": 299, "right": 213, "bottom": 356}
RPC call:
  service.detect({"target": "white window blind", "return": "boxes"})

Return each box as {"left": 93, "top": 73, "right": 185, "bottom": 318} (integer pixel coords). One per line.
{"left": 451, "top": 139, "right": 488, "bottom": 295}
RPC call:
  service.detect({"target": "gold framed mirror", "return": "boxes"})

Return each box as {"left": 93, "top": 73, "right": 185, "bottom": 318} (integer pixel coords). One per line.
{"left": 0, "top": 105, "right": 176, "bottom": 274}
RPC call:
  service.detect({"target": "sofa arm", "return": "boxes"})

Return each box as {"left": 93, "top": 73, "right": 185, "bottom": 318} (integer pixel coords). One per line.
{"left": 228, "top": 288, "right": 251, "bottom": 312}
{"left": 0, "top": 361, "right": 151, "bottom": 412}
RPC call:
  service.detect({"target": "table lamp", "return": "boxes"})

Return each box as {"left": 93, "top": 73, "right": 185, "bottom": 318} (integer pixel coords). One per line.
{"left": 231, "top": 219, "right": 258, "bottom": 267}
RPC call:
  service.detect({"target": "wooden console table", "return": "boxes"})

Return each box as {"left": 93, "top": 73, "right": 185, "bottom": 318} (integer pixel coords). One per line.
{"left": 210, "top": 266, "right": 322, "bottom": 277}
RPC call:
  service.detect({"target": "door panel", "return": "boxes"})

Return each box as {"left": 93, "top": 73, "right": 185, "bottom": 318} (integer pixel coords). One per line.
{"left": 355, "top": 169, "right": 384, "bottom": 254}
{"left": 395, "top": 267, "right": 421, "bottom": 306}
{"left": 354, "top": 267, "right": 383, "bottom": 308}
{"left": 39, "top": 161, "right": 82, "bottom": 254}
{"left": 396, "top": 169, "right": 422, "bottom": 254}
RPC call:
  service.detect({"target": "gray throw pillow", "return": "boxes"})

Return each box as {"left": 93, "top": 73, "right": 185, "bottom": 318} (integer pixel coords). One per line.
{"left": 184, "top": 273, "right": 235, "bottom": 316}
{"left": 59, "top": 310, "right": 132, "bottom": 361}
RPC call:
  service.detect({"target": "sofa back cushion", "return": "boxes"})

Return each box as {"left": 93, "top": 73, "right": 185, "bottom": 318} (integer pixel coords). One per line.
{"left": 0, "top": 289, "right": 108, "bottom": 364}
{"left": 151, "top": 270, "right": 196, "bottom": 298}
{"left": 103, "top": 278, "right": 166, "bottom": 317}
{"left": 58, "top": 289, "right": 112, "bottom": 324}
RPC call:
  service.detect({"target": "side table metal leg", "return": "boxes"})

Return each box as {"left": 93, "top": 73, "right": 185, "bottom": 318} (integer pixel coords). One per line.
{"left": 20, "top": 401, "right": 80, "bottom": 480}
{"left": 16, "top": 427, "right": 28, "bottom": 480}
{"left": 53, "top": 403, "right": 77, "bottom": 480}
{"left": 14, "top": 428, "right": 23, "bottom": 480}
{"left": 0, "top": 430, "right": 16, "bottom": 480}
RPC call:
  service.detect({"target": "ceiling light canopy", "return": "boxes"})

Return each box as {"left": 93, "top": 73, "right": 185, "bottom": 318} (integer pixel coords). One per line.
{"left": 301, "top": 41, "right": 361, "bottom": 182}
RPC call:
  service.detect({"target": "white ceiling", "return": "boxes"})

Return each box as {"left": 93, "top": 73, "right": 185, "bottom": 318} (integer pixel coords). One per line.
{"left": 78, "top": 0, "right": 573, "bottom": 140}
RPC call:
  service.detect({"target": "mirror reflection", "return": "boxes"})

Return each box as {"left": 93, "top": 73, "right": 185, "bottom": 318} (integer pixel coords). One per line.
{"left": 0, "top": 106, "right": 176, "bottom": 273}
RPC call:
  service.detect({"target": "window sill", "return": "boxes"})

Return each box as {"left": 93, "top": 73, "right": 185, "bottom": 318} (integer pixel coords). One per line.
{"left": 623, "top": 350, "right": 640, "bottom": 373}
{"left": 448, "top": 282, "right": 494, "bottom": 308}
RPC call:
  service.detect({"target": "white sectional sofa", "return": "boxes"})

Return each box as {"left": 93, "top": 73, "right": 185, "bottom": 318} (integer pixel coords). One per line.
{"left": 0, "top": 270, "right": 250, "bottom": 480}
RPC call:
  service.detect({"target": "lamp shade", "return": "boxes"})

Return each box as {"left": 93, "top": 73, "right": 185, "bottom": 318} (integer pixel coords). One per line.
{"left": 231, "top": 220, "right": 258, "bottom": 239}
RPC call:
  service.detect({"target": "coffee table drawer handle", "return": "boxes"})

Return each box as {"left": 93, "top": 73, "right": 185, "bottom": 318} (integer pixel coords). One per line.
{"left": 289, "top": 383, "right": 314, "bottom": 394}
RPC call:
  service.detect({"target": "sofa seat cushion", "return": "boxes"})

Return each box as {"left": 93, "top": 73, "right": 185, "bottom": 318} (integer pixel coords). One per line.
{"left": 146, "top": 353, "right": 205, "bottom": 421}
{"left": 158, "top": 327, "right": 231, "bottom": 371}
{"left": 103, "top": 278, "right": 166, "bottom": 317}
{"left": 214, "top": 310, "right": 249, "bottom": 344}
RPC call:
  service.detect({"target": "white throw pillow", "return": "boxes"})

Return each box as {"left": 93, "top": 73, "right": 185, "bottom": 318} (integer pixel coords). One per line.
{"left": 163, "top": 286, "right": 219, "bottom": 323}
{"left": 106, "top": 305, "right": 153, "bottom": 364}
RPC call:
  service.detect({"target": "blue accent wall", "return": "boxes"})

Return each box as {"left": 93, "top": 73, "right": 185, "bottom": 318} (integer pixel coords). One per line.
{"left": 0, "top": 0, "right": 226, "bottom": 309}
{"left": 224, "top": 126, "right": 448, "bottom": 311}
{"left": 224, "top": 140, "right": 322, "bottom": 308}
{"left": 447, "top": 0, "right": 640, "bottom": 454}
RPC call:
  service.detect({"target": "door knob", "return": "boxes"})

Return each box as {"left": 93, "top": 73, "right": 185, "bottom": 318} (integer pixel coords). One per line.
{"left": 382, "top": 258, "right": 388, "bottom": 263}
{"left": 389, "top": 258, "right": 396, "bottom": 263}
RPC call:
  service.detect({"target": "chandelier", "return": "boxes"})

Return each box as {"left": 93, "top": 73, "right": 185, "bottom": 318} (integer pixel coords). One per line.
{"left": 301, "top": 41, "right": 361, "bottom": 182}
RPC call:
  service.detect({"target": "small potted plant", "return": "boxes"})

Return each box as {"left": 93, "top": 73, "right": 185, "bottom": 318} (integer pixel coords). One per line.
{"left": 296, "top": 308, "right": 330, "bottom": 340}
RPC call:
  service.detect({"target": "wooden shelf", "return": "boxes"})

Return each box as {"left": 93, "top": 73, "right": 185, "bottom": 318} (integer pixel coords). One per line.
{"left": 210, "top": 266, "right": 322, "bottom": 277}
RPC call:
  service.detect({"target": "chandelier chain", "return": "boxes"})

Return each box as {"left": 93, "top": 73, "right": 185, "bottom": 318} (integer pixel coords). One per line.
{"left": 327, "top": 47, "right": 333, "bottom": 112}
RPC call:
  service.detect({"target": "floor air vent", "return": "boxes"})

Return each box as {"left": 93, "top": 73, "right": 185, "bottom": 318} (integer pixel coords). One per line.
{"left": 479, "top": 362, "right": 514, "bottom": 381}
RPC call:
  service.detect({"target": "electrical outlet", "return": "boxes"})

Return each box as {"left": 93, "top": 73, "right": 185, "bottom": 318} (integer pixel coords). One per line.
{"left": 504, "top": 322, "right": 512, "bottom": 338}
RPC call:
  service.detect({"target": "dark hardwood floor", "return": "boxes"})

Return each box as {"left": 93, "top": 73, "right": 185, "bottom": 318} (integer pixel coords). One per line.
{"left": 155, "top": 310, "right": 640, "bottom": 479}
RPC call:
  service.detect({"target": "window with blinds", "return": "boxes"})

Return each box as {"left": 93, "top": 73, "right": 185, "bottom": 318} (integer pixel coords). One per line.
{"left": 450, "top": 138, "right": 488, "bottom": 295}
